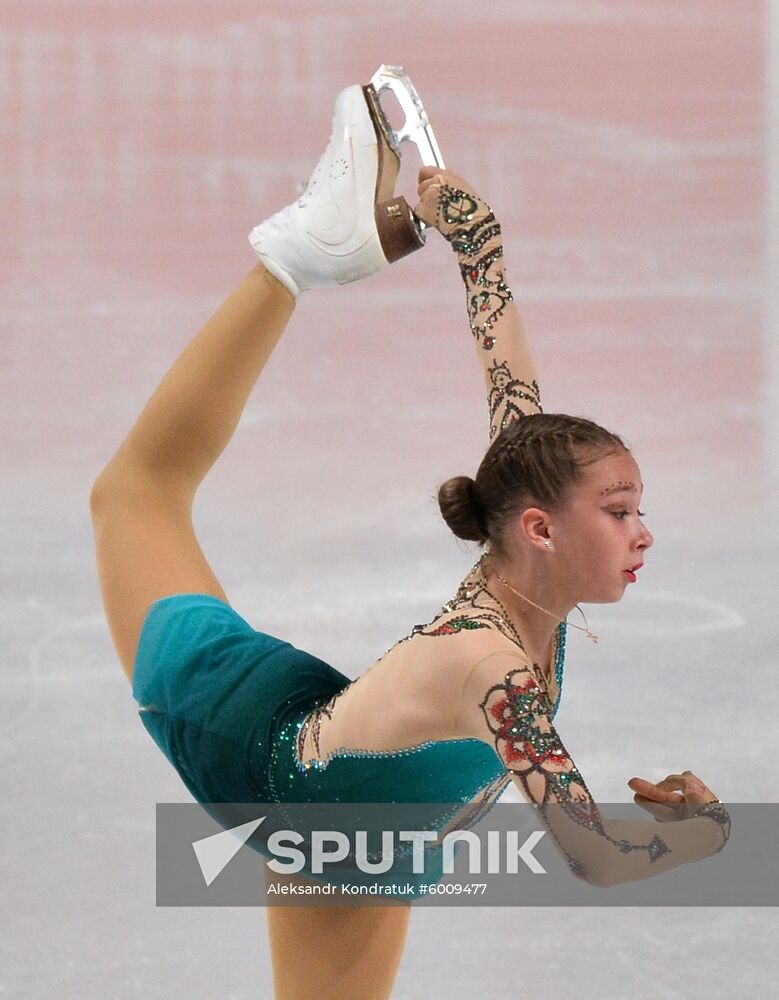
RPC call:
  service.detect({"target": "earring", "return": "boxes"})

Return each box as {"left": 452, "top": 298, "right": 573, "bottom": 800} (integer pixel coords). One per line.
{"left": 544, "top": 540, "right": 553, "bottom": 550}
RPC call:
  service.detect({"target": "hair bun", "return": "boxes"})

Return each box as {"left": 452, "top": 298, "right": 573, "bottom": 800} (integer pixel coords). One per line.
{"left": 437, "top": 475, "right": 488, "bottom": 543}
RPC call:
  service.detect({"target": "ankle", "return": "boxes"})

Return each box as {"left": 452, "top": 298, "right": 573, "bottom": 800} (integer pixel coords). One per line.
{"left": 254, "top": 261, "right": 298, "bottom": 309}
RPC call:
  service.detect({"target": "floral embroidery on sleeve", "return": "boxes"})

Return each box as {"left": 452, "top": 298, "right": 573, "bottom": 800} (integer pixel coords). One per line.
{"left": 480, "top": 668, "right": 672, "bottom": 879}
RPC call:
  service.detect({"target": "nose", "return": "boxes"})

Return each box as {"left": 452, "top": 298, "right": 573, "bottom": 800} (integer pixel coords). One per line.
{"left": 637, "top": 521, "right": 654, "bottom": 551}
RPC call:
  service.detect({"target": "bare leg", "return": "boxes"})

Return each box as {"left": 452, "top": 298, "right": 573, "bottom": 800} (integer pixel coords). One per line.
{"left": 265, "top": 865, "right": 411, "bottom": 1000}
{"left": 91, "top": 263, "right": 294, "bottom": 677}
{"left": 96, "top": 262, "right": 294, "bottom": 496}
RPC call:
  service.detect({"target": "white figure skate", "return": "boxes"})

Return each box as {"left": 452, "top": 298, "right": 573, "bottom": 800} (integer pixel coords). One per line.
{"left": 249, "top": 65, "right": 446, "bottom": 298}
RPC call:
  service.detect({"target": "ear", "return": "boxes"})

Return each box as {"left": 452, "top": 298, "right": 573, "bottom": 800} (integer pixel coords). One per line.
{"left": 517, "top": 506, "right": 553, "bottom": 551}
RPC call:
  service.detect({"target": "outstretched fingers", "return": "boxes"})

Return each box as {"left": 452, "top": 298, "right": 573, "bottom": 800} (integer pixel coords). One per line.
{"left": 628, "top": 771, "right": 716, "bottom": 807}
{"left": 628, "top": 775, "right": 686, "bottom": 804}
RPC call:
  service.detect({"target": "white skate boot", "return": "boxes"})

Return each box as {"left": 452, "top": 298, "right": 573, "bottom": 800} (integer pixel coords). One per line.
{"left": 249, "top": 65, "right": 446, "bottom": 298}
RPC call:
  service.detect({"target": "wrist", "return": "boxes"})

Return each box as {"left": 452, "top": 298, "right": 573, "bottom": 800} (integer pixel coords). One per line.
{"left": 690, "top": 801, "right": 731, "bottom": 856}
{"left": 435, "top": 184, "right": 498, "bottom": 250}
{"left": 447, "top": 213, "right": 503, "bottom": 259}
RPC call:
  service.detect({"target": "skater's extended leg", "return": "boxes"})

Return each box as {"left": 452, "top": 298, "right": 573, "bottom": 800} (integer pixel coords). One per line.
{"left": 92, "top": 78, "right": 438, "bottom": 682}
{"left": 91, "top": 80, "right": 430, "bottom": 682}
{"left": 90, "top": 264, "right": 294, "bottom": 680}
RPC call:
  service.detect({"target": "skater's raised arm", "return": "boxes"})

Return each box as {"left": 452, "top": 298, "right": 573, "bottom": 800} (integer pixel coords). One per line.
{"left": 415, "top": 168, "right": 542, "bottom": 442}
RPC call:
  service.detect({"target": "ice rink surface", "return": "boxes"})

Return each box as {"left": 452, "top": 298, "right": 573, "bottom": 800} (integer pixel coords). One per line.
{"left": 2, "top": 0, "right": 778, "bottom": 996}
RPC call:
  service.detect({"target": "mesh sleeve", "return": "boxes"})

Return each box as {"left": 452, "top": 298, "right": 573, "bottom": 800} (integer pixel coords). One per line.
{"left": 435, "top": 182, "right": 543, "bottom": 440}
{"left": 457, "top": 649, "right": 729, "bottom": 887}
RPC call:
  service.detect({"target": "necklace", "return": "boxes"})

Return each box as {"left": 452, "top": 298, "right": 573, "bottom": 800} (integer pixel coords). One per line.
{"left": 495, "top": 573, "right": 599, "bottom": 644}
{"left": 476, "top": 562, "right": 567, "bottom": 708}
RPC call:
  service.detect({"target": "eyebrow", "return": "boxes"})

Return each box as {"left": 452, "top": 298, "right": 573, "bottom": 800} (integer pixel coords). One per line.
{"left": 600, "top": 483, "right": 639, "bottom": 497}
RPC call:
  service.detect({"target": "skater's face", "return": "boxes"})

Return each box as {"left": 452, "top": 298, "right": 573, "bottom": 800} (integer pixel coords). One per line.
{"left": 544, "top": 449, "right": 654, "bottom": 603}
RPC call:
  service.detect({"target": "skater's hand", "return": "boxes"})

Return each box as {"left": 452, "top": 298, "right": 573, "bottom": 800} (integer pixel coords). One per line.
{"left": 628, "top": 771, "right": 719, "bottom": 822}
{"left": 414, "top": 167, "right": 496, "bottom": 244}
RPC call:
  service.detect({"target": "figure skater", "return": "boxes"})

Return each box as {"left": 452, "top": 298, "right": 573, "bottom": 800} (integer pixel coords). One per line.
{"left": 90, "top": 71, "right": 731, "bottom": 1000}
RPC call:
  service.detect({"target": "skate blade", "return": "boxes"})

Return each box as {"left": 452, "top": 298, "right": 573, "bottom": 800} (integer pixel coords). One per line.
{"left": 368, "top": 64, "right": 446, "bottom": 170}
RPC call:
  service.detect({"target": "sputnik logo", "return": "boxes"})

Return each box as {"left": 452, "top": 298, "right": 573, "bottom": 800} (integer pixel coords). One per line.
{"left": 191, "top": 817, "right": 266, "bottom": 886}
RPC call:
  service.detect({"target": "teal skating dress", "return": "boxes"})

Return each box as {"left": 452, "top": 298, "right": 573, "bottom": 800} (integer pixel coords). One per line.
{"left": 131, "top": 575, "right": 566, "bottom": 890}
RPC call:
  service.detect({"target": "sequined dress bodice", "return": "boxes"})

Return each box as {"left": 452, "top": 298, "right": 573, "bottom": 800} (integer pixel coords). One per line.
{"left": 267, "top": 555, "right": 566, "bottom": 816}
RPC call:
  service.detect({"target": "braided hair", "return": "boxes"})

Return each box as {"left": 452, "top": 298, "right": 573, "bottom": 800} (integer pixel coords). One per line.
{"left": 438, "top": 414, "right": 627, "bottom": 551}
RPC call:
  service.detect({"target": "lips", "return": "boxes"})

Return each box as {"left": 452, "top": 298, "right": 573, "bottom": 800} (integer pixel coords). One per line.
{"left": 623, "top": 563, "right": 643, "bottom": 583}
